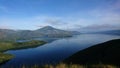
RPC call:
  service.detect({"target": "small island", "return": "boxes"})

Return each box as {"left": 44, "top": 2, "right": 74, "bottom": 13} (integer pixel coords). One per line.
{"left": 0, "top": 40, "right": 47, "bottom": 64}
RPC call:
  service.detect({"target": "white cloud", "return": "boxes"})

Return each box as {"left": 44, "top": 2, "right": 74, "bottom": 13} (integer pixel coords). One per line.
{"left": 0, "top": 0, "right": 120, "bottom": 31}
{"left": 83, "top": 0, "right": 120, "bottom": 26}
{"left": 0, "top": 24, "right": 11, "bottom": 29}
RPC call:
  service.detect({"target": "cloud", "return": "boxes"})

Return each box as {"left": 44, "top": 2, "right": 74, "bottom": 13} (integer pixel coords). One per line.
{"left": 34, "top": 16, "right": 67, "bottom": 25}
{"left": 35, "top": 16, "right": 87, "bottom": 30}
{"left": 77, "top": 0, "right": 120, "bottom": 31}
{"left": 108, "top": 0, "right": 120, "bottom": 10}
{"left": 45, "top": 19, "right": 67, "bottom": 26}
{"left": 78, "top": 0, "right": 120, "bottom": 31}
{"left": 0, "top": 0, "right": 119, "bottom": 31}
{"left": 32, "top": 16, "right": 70, "bottom": 29}
{"left": 0, "top": 25, "right": 11, "bottom": 29}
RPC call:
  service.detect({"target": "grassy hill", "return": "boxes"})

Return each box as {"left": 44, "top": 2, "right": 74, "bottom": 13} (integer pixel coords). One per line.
{"left": 0, "top": 40, "right": 46, "bottom": 52}
{"left": 0, "top": 53, "right": 14, "bottom": 64}
{"left": 0, "top": 40, "right": 47, "bottom": 64}
{"left": 64, "top": 39, "right": 120, "bottom": 65}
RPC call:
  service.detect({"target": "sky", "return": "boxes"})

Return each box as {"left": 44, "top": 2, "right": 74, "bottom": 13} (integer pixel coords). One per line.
{"left": 0, "top": 0, "right": 120, "bottom": 31}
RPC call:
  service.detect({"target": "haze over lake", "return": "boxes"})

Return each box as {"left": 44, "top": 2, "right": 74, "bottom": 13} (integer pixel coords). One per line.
{"left": 2, "top": 34, "right": 120, "bottom": 68}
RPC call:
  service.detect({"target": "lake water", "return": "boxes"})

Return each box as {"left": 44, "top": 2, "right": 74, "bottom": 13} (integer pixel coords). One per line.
{"left": 1, "top": 34, "right": 120, "bottom": 68}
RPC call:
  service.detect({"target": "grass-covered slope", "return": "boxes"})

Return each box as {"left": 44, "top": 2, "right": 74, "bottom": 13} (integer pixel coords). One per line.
{"left": 64, "top": 39, "right": 120, "bottom": 65}
{"left": 0, "top": 53, "right": 14, "bottom": 64}
{"left": 0, "top": 40, "right": 46, "bottom": 52}
{"left": 0, "top": 40, "right": 47, "bottom": 64}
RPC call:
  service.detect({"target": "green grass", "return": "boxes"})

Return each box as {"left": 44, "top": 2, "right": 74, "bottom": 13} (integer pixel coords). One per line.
{"left": 13, "top": 63, "right": 119, "bottom": 68}
{"left": 0, "top": 40, "right": 47, "bottom": 64}
{"left": 41, "top": 63, "right": 119, "bottom": 68}
{"left": 0, "top": 53, "right": 14, "bottom": 64}
{"left": 0, "top": 42, "right": 14, "bottom": 52}
{"left": 0, "top": 40, "right": 46, "bottom": 52}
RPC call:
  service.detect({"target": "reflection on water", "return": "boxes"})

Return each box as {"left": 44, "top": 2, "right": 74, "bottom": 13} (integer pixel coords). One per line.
{"left": 1, "top": 34, "right": 120, "bottom": 67}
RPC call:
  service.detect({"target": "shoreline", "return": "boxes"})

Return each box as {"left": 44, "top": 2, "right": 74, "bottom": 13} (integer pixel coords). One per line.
{"left": 0, "top": 40, "right": 47, "bottom": 64}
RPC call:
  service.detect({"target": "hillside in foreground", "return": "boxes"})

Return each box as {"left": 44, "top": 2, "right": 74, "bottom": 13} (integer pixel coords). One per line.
{"left": 64, "top": 39, "right": 120, "bottom": 65}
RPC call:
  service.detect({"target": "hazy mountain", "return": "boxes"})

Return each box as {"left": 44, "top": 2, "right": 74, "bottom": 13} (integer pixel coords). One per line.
{"left": 34, "top": 26, "right": 80, "bottom": 37}
{"left": 35, "top": 26, "right": 71, "bottom": 35}
{"left": 87, "top": 30, "right": 120, "bottom": 35}
{"left": 0, "top": 26, "right": 80, "bottom": 41}
{"left": 0, "top": 29, "right": 18, "bottom": 41}
{"left": 97, "top": 30, "right": 120, "bottom": 35}
{"left": 78, "top": 24, "right": 120, "bottom": 33}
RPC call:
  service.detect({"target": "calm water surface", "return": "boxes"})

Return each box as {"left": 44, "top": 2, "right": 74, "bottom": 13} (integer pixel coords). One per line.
{"left": 1, "top": 34, "right": 120, "bottom": 67}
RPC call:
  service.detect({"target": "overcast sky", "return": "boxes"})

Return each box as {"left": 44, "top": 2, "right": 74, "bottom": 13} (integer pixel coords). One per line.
{"left": 0, "top": 0, "right": 120, "bottom": 30}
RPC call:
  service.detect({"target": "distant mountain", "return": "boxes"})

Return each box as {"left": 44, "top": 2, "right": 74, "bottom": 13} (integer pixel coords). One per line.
{"left": 86, "top": 30, "right": 120, "bottom": 35}
{"left": 64, "top": 39, "right": 120, "bottom": 65}
{"left": 0, "top": 29, "right": 18, "bottom": 41}
{"left": 34, "top": 26, "right": 80, "bottom": 37}
{"left": 79, "top": 24, "right": 120, "bottom": 33}
{"left": 34, "top": 26, "right": 71, "bottom": 37}
{"left": 0, "top": 26, "right": 80, "bottom": 41}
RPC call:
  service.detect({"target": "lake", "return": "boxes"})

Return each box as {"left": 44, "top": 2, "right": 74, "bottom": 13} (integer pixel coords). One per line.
{"left": 1, "top": 34, "right": 120, "bottom": 68}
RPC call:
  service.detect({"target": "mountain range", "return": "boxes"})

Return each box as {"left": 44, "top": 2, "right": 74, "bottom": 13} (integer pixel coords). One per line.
{"left": 0, "top": 26, "right": 80, "bottom": 41}
{"left": 90, "top": 30, "right": 120, "bottom": 35}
